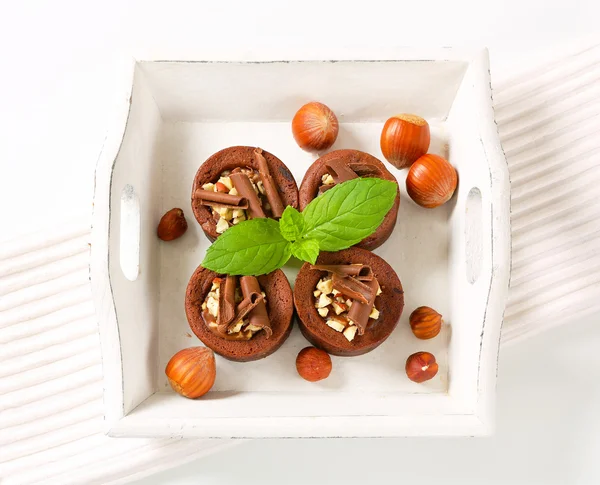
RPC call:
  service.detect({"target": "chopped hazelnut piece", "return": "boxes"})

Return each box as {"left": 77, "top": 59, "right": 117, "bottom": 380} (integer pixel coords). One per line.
{"left": 321, "top": 173, "right": 335, "bottom": 185}
{"left": 316, "top": 278, "right": 333, "bottom": 295}
{"left": 343, "top": 325, "right": 358, "bottom": 342}
{"left": 332, "top": 301, "right": 347, "bottom": 315}
{"left": 257, "top": 181, "right": 266, "bottom": 195}
{"left": 318, "top": 307, "right": 329, "bottom": 317}
{"left": 369, "top": 307, "right": 380, "bottom": 320}
{"left": 207, "top": 297, "right": 219, "bottom": 317}
{"left": 228, "top": 321, "right": 244, "bottom": 334}
{"left": 218, "top": 176, "right": 233, "bottom": 190}
{"left": 229, "top": 187, "right": 239, "bottom": 196}
{"left": 232, "top": 208, "right": 245, "bottom": 219}
{"left": 376, "top": 284, "right": 382, "bottom": 296}
{"left": 314, "top": 290, "right": 321, "bottom": 297}
{"left": 346, "top": 298, "right": 353, "bottom": 307}
{"left": 202, "top": 182, "right": 216, "bottom": 192}
{"left": 317, "top": 293, "right": 333, "bottom": 308}
{"left": 215, "top": 206, "right": 231, "bottom": 218}
{"left": 216, "top": 218, "right": 229, "bottom": 234}
{"left": 332, "top": 289, "right": 341, "bottom": 296}
{"left": 326, "top": 318, "right": 346, "bottom": 332}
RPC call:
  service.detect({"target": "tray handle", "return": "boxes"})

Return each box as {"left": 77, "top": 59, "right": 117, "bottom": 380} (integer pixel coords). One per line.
{"left": 464, "top": 186, "right": 483, "bottom": 284}
{"left": 119, "top": 184, "right": 140, "bottom": 281}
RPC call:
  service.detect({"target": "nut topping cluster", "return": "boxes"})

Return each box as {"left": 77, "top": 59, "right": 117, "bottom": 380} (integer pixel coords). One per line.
{"left": 201, "top": 169, "right": 270, "bottom": 234}
{"left": 317, "top": 159, "right": 379, "bottom": 196}
{"left": 201, "top": 277, "right": 269, "bottom": 340}
{"left": 313, "top": 267, "right": 382, "bottom": 342}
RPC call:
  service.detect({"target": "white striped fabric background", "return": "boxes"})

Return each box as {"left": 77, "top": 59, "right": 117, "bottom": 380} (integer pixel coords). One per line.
{"left": 497, "top": 43, "right": 600, "bottom": 344}
{"left": 1, "top": 45, "right": 599, "bottom": 484}
{"left": 0, "top": 219, "right": 234, "bottom": 485}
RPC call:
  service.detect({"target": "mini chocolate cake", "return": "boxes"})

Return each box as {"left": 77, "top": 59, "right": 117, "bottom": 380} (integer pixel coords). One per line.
{"left": 294, "top": 248, "right": 404, "bottom": 356}
{"left": 192, "top": 146, "right": 299, "bottom": 241}
{"left": 298, "top": 149, "right": 400, "bottom": 250}
{"left": 186, "top": 266, "right": 294, "bottom": 362}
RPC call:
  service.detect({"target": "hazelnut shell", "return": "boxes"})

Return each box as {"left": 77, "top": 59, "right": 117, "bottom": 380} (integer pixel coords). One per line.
{"left": 296, "top": 347, "right": 332, "bottom": 382}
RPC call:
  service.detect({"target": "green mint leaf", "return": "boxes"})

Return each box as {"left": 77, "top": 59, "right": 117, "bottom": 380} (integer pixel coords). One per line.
{"left": 202, "top": 218, "right": 292, "bottom": 276}
{"left": 302, "top": 178, "right": 397, "bottom": 252}
{"left": 279, "top": 206, "right": 305, "bottom": 242}
{"left": 291, "top": 238, "right": 320, "bottom": 264}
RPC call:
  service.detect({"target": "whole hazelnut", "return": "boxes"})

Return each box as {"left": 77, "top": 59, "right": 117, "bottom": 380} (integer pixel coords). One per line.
{"left": 406, "top": 154, "right": 458, "bottom": 208}
{"left": 409, "top": 306, "right": 443, "bottom": 339}
{"left": 296, "top": 346, "right": 332, "bottom": 382}
{"left": 165, "top": 347, "right": 216, "bottom": 398}
{"left": 157, "top": 208, "right": 188, "bottom": 241}
{"left": 380, "top": 114, "right": 430, "bottom": 169}
{"left": 405, "top": 351, "right": 438, "bottom": 383}
{"left": 292, "top": 102, "right": 339, "bottom": 152}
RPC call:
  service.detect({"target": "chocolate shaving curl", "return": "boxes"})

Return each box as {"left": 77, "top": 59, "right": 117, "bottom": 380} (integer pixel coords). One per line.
{"left": 240, "top": 276, "right": 272, "bottom": 338}
{"left": 203, "top": 311, "right": 254, "bottom": 341}
{"left": 325, "top": 159, "right": 359, "bottom": 184}
{"left": 227, "top": 293, "right": 265, "bottom": 334}
{"left": 347, "top": 279, "right": 379, "bottom": 335}
{"left": 230, "top": 172, "right": 265, "bottom": 219}
{"left": 254, "top": 148, "right": 285, "bottom": 218}
{"left": 320, "top": 159, "right": 381, "bottom": 194}
{"left": 311, "top": 264, "right": 373, "bottom": 281}
{"left": 194, "top": 189, "right": 249, "bottom": 210}
{"left": 215, "top": 276, "right": 264, "bottom": 335}
{"left": 217, "top": 275, "right": 237, "bottom": 328}
{"left": 346, "top": 163, "right": 380, "bottom": 177}
{"left": 331, "top": 273, "right": 375, "bottom": 304}
{"left": 318, "top": 184, "right": 335, "bottom": 194}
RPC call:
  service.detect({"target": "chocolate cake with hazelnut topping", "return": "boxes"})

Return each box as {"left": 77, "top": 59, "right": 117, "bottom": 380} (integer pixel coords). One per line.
{"left": 298, "top": 149, "right": 400, "bottom": 250}
{"left": 192, "top": 146, "right": 299, "bottom": 241}
{"left": 294, "top": 248, "right": 404, "bottom": 356}
{"left": 185, "top": 266, "right": 294, "bottom": 362}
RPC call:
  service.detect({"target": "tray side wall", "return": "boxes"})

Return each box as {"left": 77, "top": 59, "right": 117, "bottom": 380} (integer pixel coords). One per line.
{"left": 139, "top": 59, "right": 469, "bottom": 122}
{"left": 91, "top": 60, "right": 165, "bottom": 429}
{"left": 108, "top": 66, "right": 164, "bottom": 414}
{"left": 471, "top": 51, "right": 511, "bottom": 429}
{"left": 446, "top": 49, "right": 510, "bottom": 430}
{"left": 91, "top": 58, "right": 135, "bottom": 429}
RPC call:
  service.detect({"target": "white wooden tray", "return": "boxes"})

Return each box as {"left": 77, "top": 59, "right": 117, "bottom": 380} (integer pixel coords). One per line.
{"left": 91, "top": 48, "right": 510, "bottom": 438}
{"left": 5, "top": 44, "right": 598, "bottom": 484}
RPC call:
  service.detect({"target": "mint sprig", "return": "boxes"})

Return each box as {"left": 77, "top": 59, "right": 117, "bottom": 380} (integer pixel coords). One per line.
{"left": 302, "top": 178, "right": 398, "bottom": 251}
{"left": 201, "top": 178, "right": 397, "bottom": 275}
{"left": 201, "top": 218, "right": 291, "bottom": 276}
{"left": 291, "top": 238, "right": 320, "bottom": 265}
{"left": 279, "top": 206, "right": 304, "bottom": 242}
